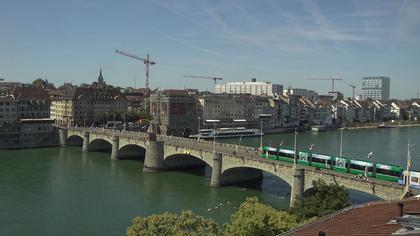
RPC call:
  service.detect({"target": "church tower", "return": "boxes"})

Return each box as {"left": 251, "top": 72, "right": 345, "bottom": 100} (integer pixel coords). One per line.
{"left": 98, "top": 68, "right": 105, "bottom": 89}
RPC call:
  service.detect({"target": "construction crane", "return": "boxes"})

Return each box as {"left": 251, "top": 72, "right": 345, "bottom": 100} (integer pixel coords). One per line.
{"left": 349, "top": 84, "right": 356, "bottom": 99}
{"left": 306, "top": 78, "right": 343, "bottom": 92}
{"left": 115, "top": 49, "right": 155, "bottom": 89}
{"left": 183, "top": 75, "right": 223, "bottom": 86}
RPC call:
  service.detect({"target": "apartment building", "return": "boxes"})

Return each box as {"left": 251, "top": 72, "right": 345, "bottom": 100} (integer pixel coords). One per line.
{"left": 150, "top": 89, "right": 198, "bottom": 136}
{"left": 214, "top": 79, "right": 283, "bottom": 97}
{"left": 50, "top": 87, "right": 128, "bottom": 126}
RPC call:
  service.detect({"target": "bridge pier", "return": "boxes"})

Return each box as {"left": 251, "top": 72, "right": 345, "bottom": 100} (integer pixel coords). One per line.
{"left": 111, "top": 136, "right": 119, "bottom": 160}
{"left": 290, "top": 168, "right": 305, "bottom": 207}
{"left": 143, "top": 140, "right": 165, "bottom": 172}
{"left": 59, "top": 129, "right": 68, "bottom": 147}
{"left": 210, "top": 153, "right": 222, "bottom": 187}
{"left": 82, "top": 131, "right": 90, "bottom": 152}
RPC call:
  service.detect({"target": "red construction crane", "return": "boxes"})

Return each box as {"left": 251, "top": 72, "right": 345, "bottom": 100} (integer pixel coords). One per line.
{"left": 306, "top": 78, "right": 343, "bottom": 92}
{"left": 183, "top": 75, "right": 223, "bottom": 85}
{"left": 115, "top": 49, "right": 155, "bottom": 89}
{"left": 349, "top": 84, "right": 356, "bottom": 99}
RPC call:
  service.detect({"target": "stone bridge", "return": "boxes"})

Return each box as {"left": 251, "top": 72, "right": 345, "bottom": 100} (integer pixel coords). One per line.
{"left": 59, "top": 127, "right": 417, "bottom": 206}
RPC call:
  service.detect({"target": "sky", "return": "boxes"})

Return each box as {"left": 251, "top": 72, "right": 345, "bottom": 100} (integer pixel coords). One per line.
{"left": 1, "top": 0, "right": 419, "bottom": 99}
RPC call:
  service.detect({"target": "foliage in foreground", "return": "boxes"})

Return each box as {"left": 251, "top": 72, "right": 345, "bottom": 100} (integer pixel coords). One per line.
{"left": 126, "top": 181, "right": 350, "bottom": 235}
{"left": 289, "top": 179, "right": 350, "bottom": 222}
{"left": 224, "top": 197, "right": 298, "bottom": 236}
{"left": 126, "top": 210, "right": 221, "bottom": 236}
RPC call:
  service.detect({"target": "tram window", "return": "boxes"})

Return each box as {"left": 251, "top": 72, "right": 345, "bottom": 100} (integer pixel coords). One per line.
{"left": 411, "top": 176, "right": 419, "bottom": 183}
{"left": 312, "top": 157, "right": 331, "bottom": 165}
{"left": 335, "top": 159, "right": 346, "bottom": 168}
{"left": 299, "top": 154, "right": 307, "bottom": 161}
{"left": 376, "top": 168, "right": 401, "bottom": 177}
{"left": 349, "top": 163, "right": 372, "bottom": 172}
{"left": 279, "top": 152, "right": 294, "bottom": 159}
{"left": 268, "top": 150, "right": 278, "bottom": 156}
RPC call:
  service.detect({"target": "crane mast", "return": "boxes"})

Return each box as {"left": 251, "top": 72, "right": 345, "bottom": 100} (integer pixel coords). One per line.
{"left": 306, "top": 78, "right": 343, "bottom": 92}
{"left": 115, "top": 49, "right": 155, "bottom": 89}
{"left": 183, "top": 75, "right": 223, "bottom": 85}
{"left": 349, "top": 84, "right": 356, "bottom": 99}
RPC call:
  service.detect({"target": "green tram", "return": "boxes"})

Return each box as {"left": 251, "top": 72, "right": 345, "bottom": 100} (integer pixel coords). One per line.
{"left": 261, "top": 146, "right": 403, "bottom": 182}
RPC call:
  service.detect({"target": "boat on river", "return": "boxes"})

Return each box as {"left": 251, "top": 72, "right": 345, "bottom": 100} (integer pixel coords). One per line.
{"left": 189, "top": 127, "right": 262, "bottom": 139}
{"left": 378, "top": 123, "right": 395, "bottom": 128}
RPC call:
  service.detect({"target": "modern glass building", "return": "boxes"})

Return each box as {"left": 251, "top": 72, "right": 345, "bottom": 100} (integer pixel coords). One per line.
{"left": 362, "top": 76, "right": 390, "bottom": 101}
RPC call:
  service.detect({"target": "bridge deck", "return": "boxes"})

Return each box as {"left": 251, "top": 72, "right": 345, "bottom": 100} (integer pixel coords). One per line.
{"left": 65, "top": 127, "right": 412, "bottom": 193}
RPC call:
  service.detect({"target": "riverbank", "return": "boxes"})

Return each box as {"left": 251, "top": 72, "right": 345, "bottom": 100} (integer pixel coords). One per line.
{"left": 340, "top": 123, "right": 420, "bottom": 130}
{"left": 265, "top": 122, "right": 420, "bottom": 133}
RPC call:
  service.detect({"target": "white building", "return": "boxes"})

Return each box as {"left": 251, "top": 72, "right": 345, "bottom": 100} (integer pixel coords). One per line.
{"left": 362, "top": 76, "right": 390, "bottom": 101}
{"left": 283, "top": 88, "right": 319, "bottom": 100}
{"left": 214, "top": 79, "right": 283, "bottom": 97}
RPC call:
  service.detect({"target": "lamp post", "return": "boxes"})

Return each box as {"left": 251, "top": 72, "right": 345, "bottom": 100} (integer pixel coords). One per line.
{"left": 294, "top": 128, "right": 298, "bottom": 166}
{"left": 258, "top": 114, "right": 271, "bottom": 149}
{"left": 405, "top": 140, "right": 412, "bottom": 190}
{"left": 339, "top": 129, "right": 343, "bottom": 157}
{"left": 197, "top": 116, "right": 201, "bottom": 141}
{"left": 206, "top": 119, "right": 220, "bottom": 154}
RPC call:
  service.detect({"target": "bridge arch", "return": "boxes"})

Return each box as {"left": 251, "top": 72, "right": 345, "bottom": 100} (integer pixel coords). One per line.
{"left": 119, "top": 140, "right": 146, "bottom": 150}
{"left": 118, "top": 144, "right": 146, "bottom": 159}
{"left": 221, "top": 159, "right": 295, "bottom": 187}
{"left": 221, "top": 165, "right": 293, "bottom": 189}
{"left": 67, "top": 135, "right": 83, "bottom": 146}
{"left": 163, "top": 144, "right": 215, "bottom": 170}
{"left": 164, "top": 153, "right": 211, "bottom": 170}
{"left": 303, "top": 181, "right": 383, "bottom": 202}
{"left": 88, "top": 138, "right": 112, "bottom": 152}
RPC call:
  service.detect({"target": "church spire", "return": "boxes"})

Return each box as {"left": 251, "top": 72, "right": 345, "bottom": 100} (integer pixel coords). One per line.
{"left": 98, "top": 68, "right": 105, "bottom": 89}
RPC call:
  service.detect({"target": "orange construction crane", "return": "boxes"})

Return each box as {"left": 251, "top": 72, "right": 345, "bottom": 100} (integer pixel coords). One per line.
{"left": 349, "top": 84, "right": 356, "bottom": 99}
{"left": 183, "top": 75, "right": 223, "bottom": 86}
{"left": 115, "top": 49, "right": 155, "bottom": 89}
{"left": 306, "top": 78, "right": 343, "bottom": 92}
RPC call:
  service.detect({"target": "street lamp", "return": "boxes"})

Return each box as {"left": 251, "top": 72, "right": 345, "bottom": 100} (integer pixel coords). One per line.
{"left": 258, "top": 114, "right": 271, "bottom": 149}
{"left": 339, "top": 129, "right": 343, "bottom": 157}
{"left": 405, "top": 140, "right": 413, "bottom": 190}
{"left": 197, "top": 116, "right": 201, "bottom": 141}
{"left": 294, "top": 128, "right": 298, "bottom": 166}
{"left": 233, "top": 119, "right": 246, "bottom": 152}
{"left": 206, "top": 119, "right": 220, "bottom": 154}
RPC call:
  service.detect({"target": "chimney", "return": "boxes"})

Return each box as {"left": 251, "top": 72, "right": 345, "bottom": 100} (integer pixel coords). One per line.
{"left": 251, "top": 78, "right": 256, "bottom": 82}
{"left": 397, "top": 202, "right": 404, "bottom": 217}
{"left": 319, "top": 231, "right": 326, "bottom": 236}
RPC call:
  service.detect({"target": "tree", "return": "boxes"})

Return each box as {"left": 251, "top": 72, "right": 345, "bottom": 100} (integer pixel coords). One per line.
{"left": 126, "top": 210, "right": 221, "bottom": 236}
{"left": 224, "top": 197, "right": 298, "bottom": 236}
{"left": 32, "top": 78, "right": 45, "bottom": 88}
{"left": 289, "top": 179, "right": 350, "bottom": 222}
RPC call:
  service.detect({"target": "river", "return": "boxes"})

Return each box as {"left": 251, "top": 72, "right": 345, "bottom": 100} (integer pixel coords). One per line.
{"left": 0, "top": 127, "right": 419, "bottom": 235}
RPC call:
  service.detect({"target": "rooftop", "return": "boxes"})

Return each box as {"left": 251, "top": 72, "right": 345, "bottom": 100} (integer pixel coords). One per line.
{"left": 282, "top": 198, "right": 420, "bottom": 236}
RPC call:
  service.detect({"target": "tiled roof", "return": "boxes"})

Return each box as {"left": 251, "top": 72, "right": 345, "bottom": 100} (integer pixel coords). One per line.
{"left": 282, "top": 198, "right": 420, "bottom": 236}
{"left": 12, "top": 86, "right": 50, "bottom": 101}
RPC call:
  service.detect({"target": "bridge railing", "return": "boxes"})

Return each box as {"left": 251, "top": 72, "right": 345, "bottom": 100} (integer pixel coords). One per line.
{"left": 66, "top": 127, "right": 403, "bottom": 188}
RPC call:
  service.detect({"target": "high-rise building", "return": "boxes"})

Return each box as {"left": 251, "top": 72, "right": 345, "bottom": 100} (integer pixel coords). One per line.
{"left": 214, "top": 78, "right": 283, "bottom": 97}
{"left": 362, "top": 76, "right": 390, "bottom": 101}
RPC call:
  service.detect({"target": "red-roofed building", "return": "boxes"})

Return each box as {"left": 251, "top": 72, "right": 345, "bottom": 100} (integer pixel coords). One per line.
{"left": 281, "top": 198, "right": 420, "bottom": 236}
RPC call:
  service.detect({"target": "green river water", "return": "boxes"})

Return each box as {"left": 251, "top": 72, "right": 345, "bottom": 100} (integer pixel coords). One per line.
{"left": 0, "top": 127, "right": 419, "bottom": 235}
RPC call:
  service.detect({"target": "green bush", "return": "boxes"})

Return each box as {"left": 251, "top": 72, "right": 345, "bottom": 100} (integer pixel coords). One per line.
{"left": 289, "top": 179, "right": 350, "bottom": 222}
{"left": 223, "top": 197, "right": 298, "bottom": 236}
{"left": 126, "top": 210, "right": 221, "bottom": 236}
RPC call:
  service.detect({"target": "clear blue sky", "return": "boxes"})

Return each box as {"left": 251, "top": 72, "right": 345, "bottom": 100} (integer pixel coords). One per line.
{"left": 1, "top": 0, "right": 419, "bottom": 99}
